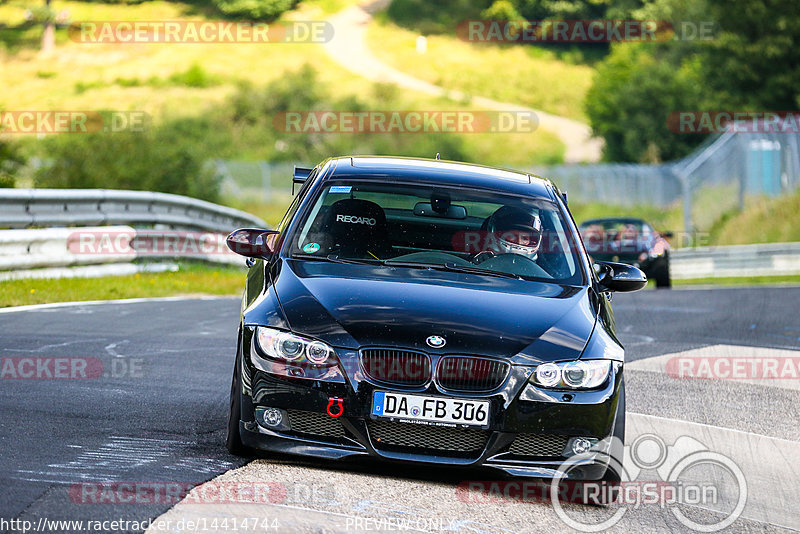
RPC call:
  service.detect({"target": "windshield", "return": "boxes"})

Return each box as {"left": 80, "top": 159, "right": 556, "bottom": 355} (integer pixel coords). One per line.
{"left": 289, "top": 181, "right": 584, "bottom": 285}
{"left": 579, "top": 219, "right": 654, "bottom": 252}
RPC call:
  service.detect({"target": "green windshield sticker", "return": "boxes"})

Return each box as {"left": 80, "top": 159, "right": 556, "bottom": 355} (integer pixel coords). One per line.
{"left": 303, "top": 242, "right": 320, "bottom": 253}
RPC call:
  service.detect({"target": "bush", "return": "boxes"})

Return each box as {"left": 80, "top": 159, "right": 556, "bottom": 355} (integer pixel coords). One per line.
{"left": 167, "top": 63, "right": 220, "bottom": 88}
{"left": 219, "top": 64, "right": 469, "bottom": 163}
{"left": 211, "top": 0, "right": 297, "bottom": 20}
{"left": 585, "top": 44, "right": 706, "bottom": 162}
{"left": 32, "top": 64, "right": 475, "bottom": 201}
{"left": 35, "top": 116, "right": 220, "bottom": 202}
{"left": 481, "top": 1, "right": 521, "bottom": 20}
{"left": 386, "top": 0, "right": 639, "bottom": 34}
{"left": 0, "top": 140, "right": 25, "bottom": 187}
{"left": 387, "top": 0, "right": 489, "bottom": 34}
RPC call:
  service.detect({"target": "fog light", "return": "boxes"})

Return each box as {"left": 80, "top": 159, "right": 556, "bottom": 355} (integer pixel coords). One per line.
{"left": 571, "top": 437, "right": 595, "bottom": 455}
{"left": 255, "top": 407, "right": 283, "bottom": 428}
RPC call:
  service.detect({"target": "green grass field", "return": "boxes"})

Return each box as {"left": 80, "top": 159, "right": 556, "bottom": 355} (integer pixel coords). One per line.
{"left": 673, "top": 275, "right": 800, "bottom": 287}
{"left": 709, "top": 189, "right": 800, "bottom": 245}
{"left": 1, "top": 0, "right": 565, "bottom": 167}
{"left": 0, "top": 1, "right": 366, "bottom": 115}
{"left": 0, "top": 263, "right": 244, "bottom": 308}
{"left": 366, "top": 14, "right": 595, "bottom": 122}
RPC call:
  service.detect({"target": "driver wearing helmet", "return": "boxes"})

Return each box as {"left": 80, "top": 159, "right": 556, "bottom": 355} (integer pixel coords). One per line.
{"left": 481, "top": 205, "right": 543, "bottom": 261}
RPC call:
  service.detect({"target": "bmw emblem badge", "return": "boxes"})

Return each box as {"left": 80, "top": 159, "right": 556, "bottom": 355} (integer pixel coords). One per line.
{"left": 426, "top": 335, "right": 446, "bottom": 348}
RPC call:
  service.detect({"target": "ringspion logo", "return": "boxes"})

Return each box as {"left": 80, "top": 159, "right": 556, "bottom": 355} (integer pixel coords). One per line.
{"left": 459, "top": 434, "right": 747, "bottom": 532}
{"left": 68, "top": 21, "right": 333, "bottom": 43}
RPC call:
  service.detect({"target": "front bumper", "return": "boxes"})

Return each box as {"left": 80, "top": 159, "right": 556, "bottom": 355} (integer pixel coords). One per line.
{"left": 237, "top": 328, "right": 624, "bottom": 480}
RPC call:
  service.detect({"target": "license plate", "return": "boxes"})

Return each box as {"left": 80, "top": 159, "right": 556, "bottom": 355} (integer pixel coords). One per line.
{"left": 371, "top": 391, "right": 490, "bottom": 429}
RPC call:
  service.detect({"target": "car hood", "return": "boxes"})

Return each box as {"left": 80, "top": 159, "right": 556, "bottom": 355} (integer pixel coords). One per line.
{"left": 264, "top": 259, "right": 598, "bottom": 362}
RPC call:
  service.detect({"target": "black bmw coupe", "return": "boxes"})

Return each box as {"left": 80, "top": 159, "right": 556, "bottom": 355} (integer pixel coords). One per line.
{"left": 224, "top": 156, "right": 646, "bottom": 481}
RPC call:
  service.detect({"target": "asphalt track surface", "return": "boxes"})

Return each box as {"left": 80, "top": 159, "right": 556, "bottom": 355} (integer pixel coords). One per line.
{"left": 0, "top": 287, "right": 798, "bottom": 533}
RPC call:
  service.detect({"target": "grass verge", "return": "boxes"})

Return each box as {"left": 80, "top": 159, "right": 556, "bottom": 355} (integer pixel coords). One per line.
{"left": 3, "top": 259, "right": 798, "bottom": 309}
{"left": 709, "top": 189, "right": 800, "bottom": 246}
{"left": 672, "top": 275, "right": 800, "bottom": 288}
{"left": 0, "top": 263, "right": 244, "bottom": 308}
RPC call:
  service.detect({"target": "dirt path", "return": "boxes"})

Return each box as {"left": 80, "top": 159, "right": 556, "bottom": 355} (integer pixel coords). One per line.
{"left": 323, "top": 0, "right": 603, "bottom": 163}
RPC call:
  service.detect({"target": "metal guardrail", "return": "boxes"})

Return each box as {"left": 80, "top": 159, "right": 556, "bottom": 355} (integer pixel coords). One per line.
{"left": 0, "top": 189, "right": 267, "bottom": 232}
{"left": 671, "top": 242, "right": 800, "bottom": 279}
{"left": 0, "top": 189, "right": 265, "bottom": 279}
{"left": 0, "top": 226, "right": 241, "bottom": 272}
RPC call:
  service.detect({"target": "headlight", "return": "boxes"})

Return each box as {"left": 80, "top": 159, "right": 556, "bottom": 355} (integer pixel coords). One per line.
{"left": 534, "top": 363, "right": 561, "bottom": 387}
{"left": 530, "top": 360, "right": 612, "bottom": 390}
{"left": 254, "top": 326, "right": 336, "bottom": 366}
{"left": 649, "top": 241, "right": 667, "bottom": 258}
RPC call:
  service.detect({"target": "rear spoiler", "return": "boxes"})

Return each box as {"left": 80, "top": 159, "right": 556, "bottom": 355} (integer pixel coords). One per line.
{"left": 292, "top": 166, "right": 313, "bottom": 194}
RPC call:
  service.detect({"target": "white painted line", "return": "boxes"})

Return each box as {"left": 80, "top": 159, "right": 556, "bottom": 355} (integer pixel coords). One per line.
{"left": 0, "top": 295, "right": 238, "bottom": 314}
{"left": 629, "top": 411, "right": 800, "bottom": 446}
{"left": 626, "top": 344, "right": 800, "bottom": 391}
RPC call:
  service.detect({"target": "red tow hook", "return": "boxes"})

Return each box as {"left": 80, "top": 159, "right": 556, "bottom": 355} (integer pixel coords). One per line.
{"left": 327, "top": 397, "right": 344, "bottom": 418}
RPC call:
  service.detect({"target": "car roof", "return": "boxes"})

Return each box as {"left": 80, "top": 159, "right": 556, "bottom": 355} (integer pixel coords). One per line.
{"left": 319, "top": 156, "right": 555, "bottom": 200}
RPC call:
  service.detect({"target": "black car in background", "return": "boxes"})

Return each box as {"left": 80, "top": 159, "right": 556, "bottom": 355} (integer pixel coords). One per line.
{"left": 224, "top": 156, "right": 647, "bottom": 481}
{"left": 579, "top": 217, "right": 672, "bottom": 288}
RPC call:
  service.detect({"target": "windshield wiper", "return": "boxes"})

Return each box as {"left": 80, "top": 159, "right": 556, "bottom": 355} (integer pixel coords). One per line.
{"left": 383, "top": 260, "right": 522, "bottom": 280}
{"left": 293, "top": 253, "right": 378, "bottom": 265}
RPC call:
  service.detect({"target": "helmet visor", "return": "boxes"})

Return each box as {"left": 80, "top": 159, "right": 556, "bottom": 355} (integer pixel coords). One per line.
{"left": 500, "top": 227, "right": 541, "bottom": 248}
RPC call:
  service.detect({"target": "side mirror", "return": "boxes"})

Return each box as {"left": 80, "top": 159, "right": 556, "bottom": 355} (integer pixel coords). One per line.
{"left": 596, "top": 261, "right": 647, "bottom": 292}
{"left": 226, "top": 228, "right": 280, "bottom": 258}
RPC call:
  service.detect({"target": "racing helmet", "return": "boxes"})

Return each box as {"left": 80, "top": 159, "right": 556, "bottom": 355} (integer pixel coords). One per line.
{"left": 485, "top": 206, "right": 543, "bottom": 260}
